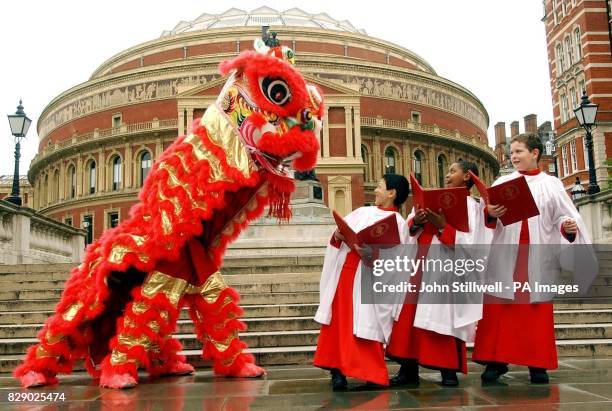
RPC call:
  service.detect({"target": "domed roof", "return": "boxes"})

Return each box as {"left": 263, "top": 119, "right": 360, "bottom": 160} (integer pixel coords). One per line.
{"left": 161, "top": 6, "right": 366, "bottom": 37}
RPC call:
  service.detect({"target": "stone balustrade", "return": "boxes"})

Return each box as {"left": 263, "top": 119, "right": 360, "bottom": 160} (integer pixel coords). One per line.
{"left": 360, "top": 116, "right": 495, "bottom": 159}
{"left": 576, "top": 189, "right": 612, "bottom": 244}
{"left": 0, "top": 200, "right": 85, "bottom": 264}
{"left": 31, "top": 118, "right": 178, "bottom": 166}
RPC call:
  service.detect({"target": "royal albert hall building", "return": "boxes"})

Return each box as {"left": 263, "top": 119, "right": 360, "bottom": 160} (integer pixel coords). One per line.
{"left": 28, "top": 7, "right": 498, "bottom": 242}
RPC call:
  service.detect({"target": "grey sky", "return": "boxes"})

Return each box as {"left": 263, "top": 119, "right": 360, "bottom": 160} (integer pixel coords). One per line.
{"left": 0, "top": 0, "right": 552, "bottom": 176}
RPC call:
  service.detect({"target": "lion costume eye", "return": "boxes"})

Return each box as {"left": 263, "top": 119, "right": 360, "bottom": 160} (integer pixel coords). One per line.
{"left": 260, "top": 77, "right": 291, "bottom": 106}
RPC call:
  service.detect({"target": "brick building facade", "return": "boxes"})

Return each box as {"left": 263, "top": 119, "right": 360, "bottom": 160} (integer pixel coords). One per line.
{"left": 28, "top": 7, "right": 498, "bottom": 242}
{"left": 542, "top": 0, "right": 612, "bottom": 189}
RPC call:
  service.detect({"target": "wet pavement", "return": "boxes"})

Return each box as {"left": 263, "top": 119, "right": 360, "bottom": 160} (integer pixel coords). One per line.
{"left": 1, "top": 358, "right": 612, "bottom": 410}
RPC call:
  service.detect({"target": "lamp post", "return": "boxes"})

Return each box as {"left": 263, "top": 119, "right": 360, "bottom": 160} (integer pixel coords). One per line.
{"left": 573, "top": 92, "right": 600, "bottom": 195}
{"left": 570, "top": 176, "right": 587, "bottom": 203}
{"left": 82, "top": 219, "right": 92, "bottom": 245}
{"left": 6, "top": 100, "right": 32, "bottom": 206}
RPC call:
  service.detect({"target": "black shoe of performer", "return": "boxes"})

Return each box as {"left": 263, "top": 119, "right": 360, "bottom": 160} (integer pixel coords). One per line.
{"left": 529, "top": 367, "right": 549, "bottom": 384}
{"left": 440, "top": 369, "right": 459, "bottom": 386}
{"left": 481, "top": 363, "right": 509, "bottom": 383}
{"left": 331, "top": 369, "right": 348, "bottom": 391}
{"left": 389, "top": 362, "right": 419, "bottom": 386}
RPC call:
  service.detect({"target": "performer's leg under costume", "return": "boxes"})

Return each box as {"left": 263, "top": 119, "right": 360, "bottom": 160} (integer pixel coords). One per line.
{"left": 184, "top": 239, "right": 260, "bottom": 377}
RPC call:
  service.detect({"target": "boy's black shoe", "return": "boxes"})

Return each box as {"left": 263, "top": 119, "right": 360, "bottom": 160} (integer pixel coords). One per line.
{"left": 331, "top": 369, "right": 348, "bottom": 391}
{"left": 440, "top": 369, "right": 459, "bottom": 386}
{"left": 389, "top": 361, "right": 419, "bottom": 386}
{"left": 529, "top": 367, "right": 549, "bottom": 384}
{"left": 481, "top": 363, "right": 509, "bottom": 383}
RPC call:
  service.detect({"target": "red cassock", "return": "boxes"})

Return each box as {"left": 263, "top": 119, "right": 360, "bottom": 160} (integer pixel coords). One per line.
{"left": 472, "top": 218, "right": 558, "bottom": 370}
{"left": 386, "top": 221, "right": 467, "bottom": 373}
{"left": 313, "top": 249, "right": 389, "bottom": 386}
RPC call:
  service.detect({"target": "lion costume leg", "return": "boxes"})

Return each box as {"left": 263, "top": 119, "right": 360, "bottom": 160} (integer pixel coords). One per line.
{"left": 99, "top": 281, "right": 184, "bottom": 388}
{"left": 185, "top": 239, "right": 265, "bottom": 377}
{"left": 14, "top": 302, "right": 91, "bottom": 388}
{"left": 185, "top": 282, "right": 264, "bottom": 377}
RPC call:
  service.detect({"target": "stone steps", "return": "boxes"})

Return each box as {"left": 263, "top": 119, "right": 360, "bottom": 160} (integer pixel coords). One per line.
{"left": 0, "top": 321, "right": 612, "bottom": 355}
{"left": 0, "top": 250, "right": 611, "bottom": 374}
{"left": 0, "top": 304, "right": 320, "bottom": 325}
{"left": 5, "top": 305, "right": 612, "bottom": 326}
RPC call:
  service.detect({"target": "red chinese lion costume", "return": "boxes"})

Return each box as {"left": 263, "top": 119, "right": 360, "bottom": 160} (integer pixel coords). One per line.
{"left": 15, "top": 41, "right": 323, "bottom": 389}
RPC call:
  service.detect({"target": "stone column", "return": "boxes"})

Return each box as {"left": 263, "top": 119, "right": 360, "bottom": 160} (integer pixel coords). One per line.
{"left": 345, "top": 106, "right": 354, "bottom": 158}
{"left": 403, "top": 139, "right": 411, "bottom": 177}
{"left": 98, "top": 149, "right": 105, "bottom": 193}
{"left": 353, "top": 106, "right": 362, "bottom": 160}
{"left": 58, "top": 162, "right": 66, "bottom": 201}
{"left": 124, "top": 143, "right": 132, "bottom": 189}
{"left": 186, "top": 109, "right": 194, "bottom": 134}
{"left": 155, "top": 137, "right": 163, "bottom": 161}
{"left": 428, "top": 145, "right": 436, "bottom": 187}
{"left": 373, "top": 134, "right": 382, "bottom": 181}
{"left": 178, "top": 109, "right": 186, "bottom": 136}
{"left": 76, "top": 154, "right": 83, "bottom": 197}
{"left": 323, "top": 106, "right": 330, "bottom": 158}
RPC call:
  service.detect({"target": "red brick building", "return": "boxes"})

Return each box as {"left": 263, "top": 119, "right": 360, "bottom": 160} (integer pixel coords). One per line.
{"left": 542, "top": 0, "right": 612, "bottom": 189}
{"left": 494, "top": 115, "right": 557, "bottom": 176}
{"left": 28, "top": 7, "right": 498, "bottom": 241}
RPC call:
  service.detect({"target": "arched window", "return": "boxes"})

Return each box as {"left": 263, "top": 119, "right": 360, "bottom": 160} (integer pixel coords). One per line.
{"left": 564, "top": 36, "right": 573, "bottom": 67}
{"left": 139, "top": 151, "right": 152, "bottom": 187}
{"left": 68, "top": 165, "right": 76, "bottom": 198}
{"left": 437, "top": 154, "right": 447, "bottom": 188}
{"left": 112, "top": 156, "right": 122, "bottom": 191}
{"left": 384, "top": 146, "right": 398, "bottom": 174}
{"left": 88, "top": 161, "right": 96, "bottom": 194}
{"left": 556, "top": 43, "right": 564, "bottom": 73}
{"left": 361, "top": 145, "right": 370, "bottom": 182}
{"left": 413, "top": 150, "right": 424, "bottom": 185}
{"left": 574, "top": 27, "right": 582, "bottom": 60}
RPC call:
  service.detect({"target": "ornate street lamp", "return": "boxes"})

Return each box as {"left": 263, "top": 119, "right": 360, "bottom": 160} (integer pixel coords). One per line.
{"left": 82, "top": 219, "right": 92, "bottom": 245}
{"left": 6, "top": 100, "right": 32, "bottom": 206}
{"left": 570, "top": 176, "right": 586, "bottom": 202}
{"left": 573, "top": 92, "right": 600, "bottom": 195}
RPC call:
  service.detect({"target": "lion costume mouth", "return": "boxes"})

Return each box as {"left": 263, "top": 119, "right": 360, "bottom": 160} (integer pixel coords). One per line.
{"left": 238, "top": 112, "right": 319, "bottom": 179}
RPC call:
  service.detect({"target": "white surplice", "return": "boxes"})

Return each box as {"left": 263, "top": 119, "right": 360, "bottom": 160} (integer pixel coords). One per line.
{"left": 409, "top": 196, "right": 492, "bottom": 342}
{"left": 314, "top": 206, "right": 408, "bottom": 343}
{"left": 484, "top": 171, "right": 597, "bottom": 302}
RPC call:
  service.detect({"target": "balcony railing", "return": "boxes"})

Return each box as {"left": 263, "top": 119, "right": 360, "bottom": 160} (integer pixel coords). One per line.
{"left": 360, "top": 116, "right": 494, "bottom": 155}
{"left": 36, "top": 118, "right": 178, "bottom": 162}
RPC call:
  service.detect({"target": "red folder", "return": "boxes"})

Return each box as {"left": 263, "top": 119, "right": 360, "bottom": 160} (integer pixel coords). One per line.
{"left": 469, "top": 171, "right": 540, "bottom": 226}
{"left": 332, "top": 210, "right": 400, "bottom": 252}
{"left": 409, "top": 174, "right": 469, "bottom": 232}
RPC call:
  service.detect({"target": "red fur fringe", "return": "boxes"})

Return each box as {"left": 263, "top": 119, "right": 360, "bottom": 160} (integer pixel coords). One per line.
{"left": 185, "top": 287, "right": 255, "bottom": 374}
{"left": 148, "top": 337, "right": 186, "bottom": 378}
